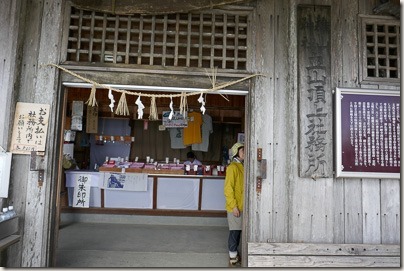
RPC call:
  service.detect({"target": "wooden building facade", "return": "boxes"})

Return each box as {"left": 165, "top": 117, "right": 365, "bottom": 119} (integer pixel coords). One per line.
{"left": 0, "top": 0, "right": 400, "bottom": 267}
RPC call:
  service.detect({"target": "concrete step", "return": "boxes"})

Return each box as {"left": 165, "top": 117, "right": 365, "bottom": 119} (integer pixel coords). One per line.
{"left": 61, "top": 213, "right": 228, "bottom": 226}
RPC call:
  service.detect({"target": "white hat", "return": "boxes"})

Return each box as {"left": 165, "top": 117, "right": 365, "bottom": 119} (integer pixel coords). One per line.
{"left": 230, "top": 143, "right": 244, "bottom": 159}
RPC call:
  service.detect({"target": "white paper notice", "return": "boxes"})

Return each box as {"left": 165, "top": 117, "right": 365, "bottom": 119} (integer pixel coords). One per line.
{"left": 103, "top": 172, "right": 148, "bottom": 191}
{"left": 73, "top": 173, "right": 92, "bottom": 208}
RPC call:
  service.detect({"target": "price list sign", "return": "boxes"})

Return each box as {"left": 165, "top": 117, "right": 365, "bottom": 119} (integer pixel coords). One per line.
{"left": 336, "top": 88, "right": 400, "bottom": 178}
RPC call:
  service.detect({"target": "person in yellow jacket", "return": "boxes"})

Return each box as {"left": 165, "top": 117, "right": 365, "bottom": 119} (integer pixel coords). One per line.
{"left": 224, "top": 142, "right": 244, "bottom": 267}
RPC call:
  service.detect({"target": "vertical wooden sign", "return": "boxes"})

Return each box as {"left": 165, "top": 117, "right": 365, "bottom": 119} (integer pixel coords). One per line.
{"left": 10, "top": 102, "right": 50, "bottom": 154}
{"left": 86, "top": 105, "right": 98, "bottom": 134}
{"left": 297, "top": 6, "right": 332, "bottom": 178}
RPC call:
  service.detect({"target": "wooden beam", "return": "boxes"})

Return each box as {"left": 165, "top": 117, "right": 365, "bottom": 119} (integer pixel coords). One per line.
{"left": 71, "top": 0, "right": 252, "bottom": 15}
{"left": 61, "top": 206, "right": 226, "bottom": 217}
{"left": 247, "top": 242, "right": 400, "bottom": 267}
{"left": 0, "top": 235, "right": 21, "bottom": 251}
{"left": 373, "top": 0, "right": 400, "bottom": 19}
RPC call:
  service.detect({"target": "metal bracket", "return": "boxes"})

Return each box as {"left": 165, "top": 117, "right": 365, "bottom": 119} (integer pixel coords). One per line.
{"left": 30, "top": 151, "right": 45, "bottom": 186}
{"left": 38, "top": 170, "right": 44, "bottom": 187}
{"left": 259, "top": 159, "right": 267, "bottom": 179}
{"left": 30, "top": 151, "right": 45, "bottom": 171}
{"left": 256, "top": 147, "right": 266, "bottom": 194}
{"left": 256, "top": 177, "right": 262, "bottom": 192}
{"left": 257, "top": 148, "right": 262, "bottom": 161}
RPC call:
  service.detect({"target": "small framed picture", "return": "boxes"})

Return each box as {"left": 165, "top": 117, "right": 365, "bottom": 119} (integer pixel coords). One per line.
{"left": 237, "top": 133, "right": 245, "bottom": 144}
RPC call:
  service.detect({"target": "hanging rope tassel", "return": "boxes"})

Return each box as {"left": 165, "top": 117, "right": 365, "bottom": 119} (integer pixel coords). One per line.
{"left": 115, "top": 92, "right": 130, "bottom": 116}
{"left": 85, "top": 84, "right": 98, "bottom": 107}
{"left": 179, "top": 92, "right": 188, "bottom": 118}
{"left": 149, "top": 96, "right": 158, "bottom": 120}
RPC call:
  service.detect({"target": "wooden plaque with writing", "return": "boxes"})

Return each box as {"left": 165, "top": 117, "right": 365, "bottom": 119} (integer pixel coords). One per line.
{"left": 10, "top": 102, "right": 50, "bottom": 154}
{"left": 297, "top": 5, "right": 333, "bottom": 178}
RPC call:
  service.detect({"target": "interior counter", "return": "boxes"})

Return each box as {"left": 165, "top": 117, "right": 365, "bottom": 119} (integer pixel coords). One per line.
{"left": 65, "top": 170, "right": 226, "bottom": 214}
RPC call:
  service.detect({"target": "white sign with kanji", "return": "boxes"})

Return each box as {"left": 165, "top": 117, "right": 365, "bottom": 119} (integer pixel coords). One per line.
{"left": 10, "top": 102, "right": 50, "bottom": 154}
{"left": 73, "top": 173, "right": 92, "bottom": 208}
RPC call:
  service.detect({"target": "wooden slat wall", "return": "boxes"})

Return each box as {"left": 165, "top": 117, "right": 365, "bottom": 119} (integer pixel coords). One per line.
{"left": 245, "top": 0, "right": 275, "bottom": 248}
{"left": 246, "top": 0, "right": 400, "bottom": 267}
{"left": 1, "top": 0, "right": 399, "bottom": 268}
{"left": 380, "top": 179, "right": 400, "bottom": 243}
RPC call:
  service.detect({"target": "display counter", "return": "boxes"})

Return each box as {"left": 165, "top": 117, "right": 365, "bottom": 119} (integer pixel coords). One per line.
{"left": 64, "top": 169, "right": 226, "bottom": 216}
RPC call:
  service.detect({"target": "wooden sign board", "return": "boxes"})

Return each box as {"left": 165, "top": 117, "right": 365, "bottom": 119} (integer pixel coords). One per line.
{"left": 10, "top": 102, "right": 50, "bottom": 154}
{"left": 86, "top": 105, "right": 98, "bottom": 134}
{"left": 297, "top": 5, "right": 333, "bottom": 178}
{"left": 336, "top": 87, "right": 400, "bottom": 179}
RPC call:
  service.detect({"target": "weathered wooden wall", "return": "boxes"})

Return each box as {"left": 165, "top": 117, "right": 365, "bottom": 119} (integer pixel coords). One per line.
{"left": 0, "top": 1, "right": 20, "bottom": 224}
{"left": 246, "top": 0, "right": 400, "bottom": 267}
{"left": 1, "top": 0, "right": 65, "bottom": 267}
{"left": 0, "top": 0, "right": 400, "bottom": 268}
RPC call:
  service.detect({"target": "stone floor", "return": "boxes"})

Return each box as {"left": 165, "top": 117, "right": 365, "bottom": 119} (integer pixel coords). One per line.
{"left": 55, "top": 214, "right": 231, "bottom": 268}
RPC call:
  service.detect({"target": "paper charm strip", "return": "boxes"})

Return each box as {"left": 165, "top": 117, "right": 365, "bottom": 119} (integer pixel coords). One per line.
{"left": 198, "top": 93, "right": 206, "bottom": 114}
{"left": 108, "top": 89, "right": 115, "bottom": 112}
{"left": 168, "top": 96, "right": 174, "bottom": 120}
{"left": 135, "top": 96, "right": 145, "bottom": 119}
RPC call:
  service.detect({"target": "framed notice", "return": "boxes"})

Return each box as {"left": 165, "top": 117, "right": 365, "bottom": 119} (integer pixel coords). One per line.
{"left": 335, "top": 87, "right": 400, "bottom": 179}
{"left": 162, "top": 111, "right": 188, "bottom": 128}
{"left": 10, "top": 102, "right": 50, "bottom": 154}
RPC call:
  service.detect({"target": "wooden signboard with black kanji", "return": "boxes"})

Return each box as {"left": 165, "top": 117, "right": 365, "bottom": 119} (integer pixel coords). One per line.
{"left": 10, "top": 102, "right": 50, "bottom": 154}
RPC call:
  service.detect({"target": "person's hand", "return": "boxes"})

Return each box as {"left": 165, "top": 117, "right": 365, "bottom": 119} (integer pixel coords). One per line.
{"left": 232, "top": 207, "right": 240, "bottom": 217}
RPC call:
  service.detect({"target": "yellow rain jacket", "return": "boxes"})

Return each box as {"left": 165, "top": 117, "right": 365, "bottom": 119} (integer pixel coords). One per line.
{"left": 224, "top": 161, "right": 244, "bottom": 212}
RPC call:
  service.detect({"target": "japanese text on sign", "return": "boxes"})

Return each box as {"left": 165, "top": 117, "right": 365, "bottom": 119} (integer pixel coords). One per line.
{"left": 73, "top": 174, "right": 91, "bottom": 208}
{"left": 162, "top": 111, "right": 188, "bottom": 128}
{"left": 297, "top": 5, "right": 333, "bottom": 178}
{"left": 339, "top": 91, "right": 400, "bottom": 177}
{"left": 10, "top": 102, "right": 50, "bottom": 154}
{"left": 304, "top": 56, "right": 329, "bottom": 176}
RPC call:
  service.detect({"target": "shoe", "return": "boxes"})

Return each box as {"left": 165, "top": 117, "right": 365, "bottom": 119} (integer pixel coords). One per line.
{"left": 228, "top": 255, "right": 241, "bottom": 267}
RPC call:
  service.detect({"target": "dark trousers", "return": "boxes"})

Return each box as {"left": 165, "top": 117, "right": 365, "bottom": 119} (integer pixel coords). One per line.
{"left": 228, "top": 230, "right": 241, "bottom": 253}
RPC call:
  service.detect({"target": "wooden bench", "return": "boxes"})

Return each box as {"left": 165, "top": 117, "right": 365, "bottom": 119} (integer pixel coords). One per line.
{"left": 248, "top": 242, "right": 400, "bottom": 267}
